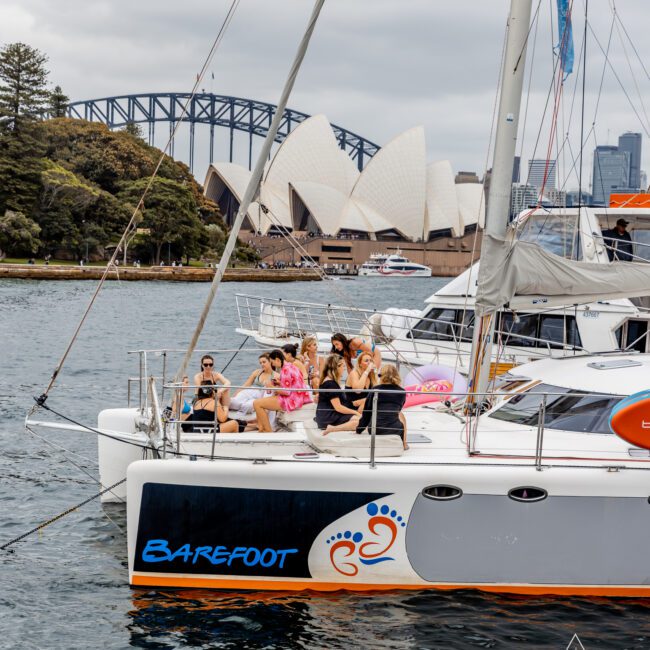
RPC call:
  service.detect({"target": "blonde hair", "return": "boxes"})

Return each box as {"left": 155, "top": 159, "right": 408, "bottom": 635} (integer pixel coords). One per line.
{"left": 320, "top": 353, "right": 343, "bottom": 385}
{"left": 379, "top": 364, "right": 401, "bottom": 386}
{"left": 355, "top": 352, "right": 377, "bottom": 385}
{"left": 300, "top": 336, "right": 317, "bottom": 358}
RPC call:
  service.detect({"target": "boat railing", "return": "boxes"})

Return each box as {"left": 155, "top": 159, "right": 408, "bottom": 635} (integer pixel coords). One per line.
{"left": 235, "top": 293, "right": 589, "bottom": 359}
{"left": 152, "top": 379, "right": 624, "bottom": 469}
{"left": 600, "top": 235, "right": 650, "bottom": 263}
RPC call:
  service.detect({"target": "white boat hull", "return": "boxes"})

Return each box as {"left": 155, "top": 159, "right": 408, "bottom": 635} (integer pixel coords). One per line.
{"left": 126, "top": 457, "right": 650, "bottom": 596}
{"left": 358, "top": 268, "right": 432, "bottom": 277}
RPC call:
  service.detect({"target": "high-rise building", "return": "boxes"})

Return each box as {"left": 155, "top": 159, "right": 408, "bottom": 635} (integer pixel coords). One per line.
{"left": 641, "top": 170, "right": 648, "bottom": 192}
{"left": 592, "top": 145, "right": 630, "bottom": 205}
{"left": 527, "top": 159, "right": 557, "bottom": 190}
{"left": 566, "top": 189, "right": 592, "bottom": 207}
{"left": 510, "top": 183, "right": 538, "bottom": 218}
{"left": 618, "top": 132, "right": 642, "bottom": 190}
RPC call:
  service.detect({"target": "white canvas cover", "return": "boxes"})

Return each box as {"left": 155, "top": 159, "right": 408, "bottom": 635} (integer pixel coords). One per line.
{"left": 475, "top": 235, "right": 650, "bottom": 316}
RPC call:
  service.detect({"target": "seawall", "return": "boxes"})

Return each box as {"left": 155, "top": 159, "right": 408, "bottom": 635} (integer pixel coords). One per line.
{"left": 0, "top": 264, "right": 322, "bottom": 282}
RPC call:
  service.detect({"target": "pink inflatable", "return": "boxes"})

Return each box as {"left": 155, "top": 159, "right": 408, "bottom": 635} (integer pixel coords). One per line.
{"left": 402, "top": 364, "right": 468, "bottom": 409}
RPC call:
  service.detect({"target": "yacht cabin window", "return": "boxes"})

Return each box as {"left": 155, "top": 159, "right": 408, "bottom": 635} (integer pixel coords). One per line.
{"left": 489, "top": 382, "right": 622, "bottom": 434}
{"left": 518, "top": 213, "right": 581, "bottom": 260}
{"left": 411, "top": 308, "right": 582, "bottom": 349}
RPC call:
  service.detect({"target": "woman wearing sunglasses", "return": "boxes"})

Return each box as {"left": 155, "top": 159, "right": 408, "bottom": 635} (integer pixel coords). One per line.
{"left": 193, "top": 354, "right": 231, "bottom": 407}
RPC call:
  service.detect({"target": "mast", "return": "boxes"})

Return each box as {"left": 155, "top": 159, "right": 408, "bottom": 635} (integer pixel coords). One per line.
{"left": 466, "top": 0, "right": 533, "bottom": 419}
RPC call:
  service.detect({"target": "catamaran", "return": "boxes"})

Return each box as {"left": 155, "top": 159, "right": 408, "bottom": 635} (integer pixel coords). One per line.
{"left": 27, "top": 0, "right": 650, "bottom": 597}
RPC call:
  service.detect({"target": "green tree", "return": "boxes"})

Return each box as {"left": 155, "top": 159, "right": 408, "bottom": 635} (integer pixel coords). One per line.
{"left": 118, "top": 177, "right": 205, "bottom": 264}
{"left": 205, "top": 223, "right": 225, "bottom": 256}
{"left": 124, "top": 121, "right": 144, "bottom": 139}
{"left": 0, "top": 43, "right": 49, "bottom": 132}
{"left": 34, "top": 161, "right": 131, "bottom": 257}
{"left": 41, "top": 118, "right": 156, "bottom": 193}
{"left": 0, "top": 123, "right": 45, "bottom": 214}
{"left": 0, "top": 209, "right": 41, "bottom": 256}
{"left": 49, "top": 85, "right": 69, "bottom": 117}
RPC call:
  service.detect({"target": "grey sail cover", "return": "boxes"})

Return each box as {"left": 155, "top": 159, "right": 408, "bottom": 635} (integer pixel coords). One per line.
{"left": 475, "top": 235, "right": 650, "bottom": 317}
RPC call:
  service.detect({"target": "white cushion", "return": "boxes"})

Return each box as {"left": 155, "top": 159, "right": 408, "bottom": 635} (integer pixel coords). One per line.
{"left": 278, "top": 403, "right": 317, "bottom": 425}
{"left": 300, "top": 418, "right": 404, "bottom": 457}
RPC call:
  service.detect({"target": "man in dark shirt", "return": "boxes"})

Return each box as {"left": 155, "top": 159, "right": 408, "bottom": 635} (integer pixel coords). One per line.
{"left": 603, "top": 218, "right": 633, "bottom": 261}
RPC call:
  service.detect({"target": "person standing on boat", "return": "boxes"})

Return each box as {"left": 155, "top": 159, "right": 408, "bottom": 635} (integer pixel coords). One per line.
{"left": 330, "top": 333, "right": 381, "bottom": 372}
{"left": 252, "top": 349, "right": 311, "bottom": 432}
{"left": 356, "top": 364, "right": 407, "bottom": 450}
{"left": 603, "top": 218, "right": 633, "bottom": 261}
{"left": 317, "top": 354, "right": 362, "bottom": 434}
{"left": 193, "top": 354, "right": 231, "bottom": 407}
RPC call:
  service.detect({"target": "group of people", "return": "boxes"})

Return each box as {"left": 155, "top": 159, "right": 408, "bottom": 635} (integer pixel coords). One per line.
{"left": 169, "top": 331, "right": 407, "bottom": 448}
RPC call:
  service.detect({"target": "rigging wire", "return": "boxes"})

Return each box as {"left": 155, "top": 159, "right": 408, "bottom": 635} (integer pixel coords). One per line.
{"left": 586, "top": 20, "right": 650, "bottom": 138}
{"left": 33, "top": 0, "right": 242, "bottom": 408}
{"left": 577, "top": 0, "right": 588, "bottom": 205}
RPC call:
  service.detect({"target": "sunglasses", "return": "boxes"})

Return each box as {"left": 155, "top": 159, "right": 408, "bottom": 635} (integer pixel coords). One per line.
{"left": 202, "top": 362, "right": 214, "bottom": 368}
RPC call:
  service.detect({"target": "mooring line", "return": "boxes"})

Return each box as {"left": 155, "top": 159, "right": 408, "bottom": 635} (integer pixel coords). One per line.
{"left": 0, "top": 478, "right": 126, "bottom": 551}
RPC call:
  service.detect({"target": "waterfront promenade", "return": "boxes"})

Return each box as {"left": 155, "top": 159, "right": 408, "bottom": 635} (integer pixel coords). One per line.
{"left": 0, "top": 263, "right": 321, "bottom": 282}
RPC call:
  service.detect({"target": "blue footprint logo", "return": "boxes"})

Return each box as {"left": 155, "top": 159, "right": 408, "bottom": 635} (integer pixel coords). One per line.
{"left": 327, "top": 503, "right": 407, "bottom": 575}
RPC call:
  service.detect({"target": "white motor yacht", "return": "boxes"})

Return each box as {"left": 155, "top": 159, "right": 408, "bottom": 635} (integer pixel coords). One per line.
{"left": 358, "top": 251, "right": 432, "bottom": 277}
{"left": 235, "top": 206, "right": 650, "bottom": 372}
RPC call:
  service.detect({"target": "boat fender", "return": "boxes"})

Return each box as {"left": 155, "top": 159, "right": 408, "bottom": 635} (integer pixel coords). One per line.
{"left": 609, "top": 390, "right": 650, "bottom": 448}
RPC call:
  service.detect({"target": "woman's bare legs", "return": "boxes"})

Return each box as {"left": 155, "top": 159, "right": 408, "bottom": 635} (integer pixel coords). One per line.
{"left": 399, "top": 412, "right": 408, "bottom": 449}
{"left": 323, "top": 415, "right": 360, "bottom": 435}
{"left": 219, "top": 419, "right": 239, "bottom": 433}
{"left": 253, "top": 395, "right": 282, "bottom": 432}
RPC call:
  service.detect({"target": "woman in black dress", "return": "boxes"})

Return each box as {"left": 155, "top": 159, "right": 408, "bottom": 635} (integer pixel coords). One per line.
{"left": 315, "top": 355, "right": 362, "bottom": 434}
{"left": 356, "top": 364, "right": 408, "bottom": 449}
{"left": 183, "top": 381, "right": 240, "bottom": 433}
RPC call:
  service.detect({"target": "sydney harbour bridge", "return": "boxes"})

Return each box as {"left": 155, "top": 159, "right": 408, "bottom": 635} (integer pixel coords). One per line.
{"left": 63, "top": 92, "right": 380, "bottom": 174}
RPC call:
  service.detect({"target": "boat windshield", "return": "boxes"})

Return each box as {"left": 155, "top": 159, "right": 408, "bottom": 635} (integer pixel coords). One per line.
{"left": 488, "top": 383, "right": 622, "bottom": 434}
{"left": 518, "top": 213, "right": 581, "bottom": 260}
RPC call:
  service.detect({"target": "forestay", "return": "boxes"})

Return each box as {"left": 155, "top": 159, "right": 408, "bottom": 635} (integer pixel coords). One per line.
{"left": 475, "top": 235, "right": 650, "bottom": 316}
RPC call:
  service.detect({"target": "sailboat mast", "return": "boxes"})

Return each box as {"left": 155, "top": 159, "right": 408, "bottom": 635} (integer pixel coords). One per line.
{"left": 466, "top": 0, "right": 533, "bottom": 415}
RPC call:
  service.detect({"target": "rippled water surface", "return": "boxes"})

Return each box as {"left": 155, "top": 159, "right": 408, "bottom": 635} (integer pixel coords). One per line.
{"left": 2, "top": 277, "right": 650, "bottom": 649}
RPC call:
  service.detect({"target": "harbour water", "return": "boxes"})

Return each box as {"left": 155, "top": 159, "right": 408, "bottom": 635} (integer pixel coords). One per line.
{"left": 2, "top": 278, "right": 650, "bottom": 649}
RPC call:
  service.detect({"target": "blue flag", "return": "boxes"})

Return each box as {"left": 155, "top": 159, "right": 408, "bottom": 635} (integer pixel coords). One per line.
{"left": 556, "top": 0, "right": 574, "bottom": 79}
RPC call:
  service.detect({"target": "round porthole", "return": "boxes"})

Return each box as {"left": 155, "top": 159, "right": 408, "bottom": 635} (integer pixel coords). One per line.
{"left": 422, "top": 485, "right": 463, "bottom": 501}
{"left": 508, "top": 486, "right": 547, "bottom": 502}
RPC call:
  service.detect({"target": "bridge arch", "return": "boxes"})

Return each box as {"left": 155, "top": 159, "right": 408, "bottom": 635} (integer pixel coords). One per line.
{"left": 63, "top": 93, "right": 380, "bottom": 174}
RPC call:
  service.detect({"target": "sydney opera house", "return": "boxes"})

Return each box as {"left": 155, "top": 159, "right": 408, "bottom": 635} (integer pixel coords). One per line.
{"left": 203, "top": 115, "right": 485, "bottom": 273}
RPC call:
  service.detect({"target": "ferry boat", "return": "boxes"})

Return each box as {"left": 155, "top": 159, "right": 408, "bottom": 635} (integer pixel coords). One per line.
{"left": 358, "top": 251, "right": 432, "bottom": 277}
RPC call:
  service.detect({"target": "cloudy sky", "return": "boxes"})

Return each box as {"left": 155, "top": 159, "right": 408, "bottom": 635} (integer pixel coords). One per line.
{"left": 2, "top": 0, "right": 649, "bottom": 191}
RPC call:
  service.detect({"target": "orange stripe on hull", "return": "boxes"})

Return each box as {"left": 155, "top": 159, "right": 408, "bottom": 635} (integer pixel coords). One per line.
{"left": 131, "top": 574, "right": 650, "bottom": 597}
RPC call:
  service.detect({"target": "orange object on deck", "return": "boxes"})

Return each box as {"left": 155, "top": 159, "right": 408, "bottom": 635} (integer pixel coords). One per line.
{"left": 609, "top": 193, "right": 650, "bottom": 208}
{"left": 609, "top": 390, "right": 650, "bottom": 449}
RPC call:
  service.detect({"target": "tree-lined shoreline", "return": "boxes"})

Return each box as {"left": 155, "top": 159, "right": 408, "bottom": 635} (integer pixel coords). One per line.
{"left": 0, "top": 42, "right": 256, "bottom": 266}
